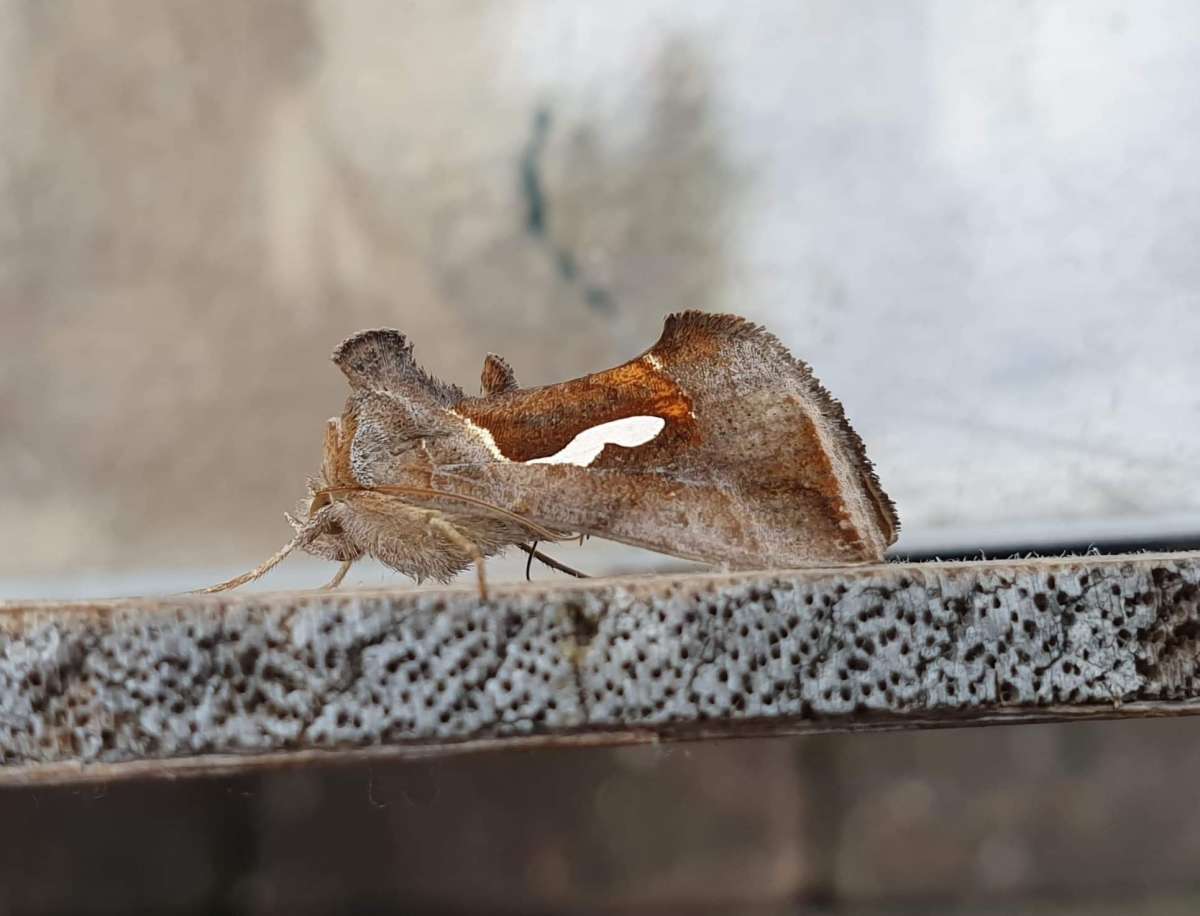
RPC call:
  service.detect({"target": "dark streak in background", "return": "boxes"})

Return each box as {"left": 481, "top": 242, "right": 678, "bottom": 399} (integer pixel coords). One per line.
{"left": 520, "top": 108, "right": 551, "bottom": 238}
{"left": 519, "top": 106, "right": 617, "bottom": 313}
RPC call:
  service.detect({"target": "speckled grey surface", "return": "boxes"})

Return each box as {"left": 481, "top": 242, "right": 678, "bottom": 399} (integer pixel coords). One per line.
{"left": 2, "top": 552, "right": 1199, "bottom": 783}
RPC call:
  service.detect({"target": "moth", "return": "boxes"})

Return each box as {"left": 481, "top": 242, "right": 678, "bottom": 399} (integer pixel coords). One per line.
{"left": 204, "top": 312, "right": 898, "bottom": 595}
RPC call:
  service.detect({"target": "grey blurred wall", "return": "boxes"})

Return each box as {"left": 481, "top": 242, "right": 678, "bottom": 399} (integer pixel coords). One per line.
{"left": 2, "top": 0, "right": 1198, "bottom": 591}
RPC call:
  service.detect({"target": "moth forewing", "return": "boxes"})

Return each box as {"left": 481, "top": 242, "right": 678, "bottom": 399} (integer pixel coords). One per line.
{"left": 202, "top": 311, "right": 897, "bottom": 594}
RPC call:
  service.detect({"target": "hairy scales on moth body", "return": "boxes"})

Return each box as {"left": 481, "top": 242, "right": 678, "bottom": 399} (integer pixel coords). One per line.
{"left": 203, "top": 312, "right": 899, "bottom": 597}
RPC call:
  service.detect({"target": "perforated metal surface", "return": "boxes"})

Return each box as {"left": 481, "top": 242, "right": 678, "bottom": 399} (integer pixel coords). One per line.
{"left": 2, "top": 552, "right": 1199, "bottom": 783}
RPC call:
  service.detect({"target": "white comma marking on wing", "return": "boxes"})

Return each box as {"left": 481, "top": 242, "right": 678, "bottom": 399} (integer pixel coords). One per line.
{"left": 525, "top": 415, "right": 666, "bottom": 467}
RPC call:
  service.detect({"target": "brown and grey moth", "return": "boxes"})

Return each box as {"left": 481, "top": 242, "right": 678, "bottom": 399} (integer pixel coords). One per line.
{"left": 204, "top": 312, "right": 898, "bottom": 595}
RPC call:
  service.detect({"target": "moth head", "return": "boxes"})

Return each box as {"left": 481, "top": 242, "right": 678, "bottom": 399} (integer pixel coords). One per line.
{"left": 289, "top": 490, "right": 362, "bottom": 565}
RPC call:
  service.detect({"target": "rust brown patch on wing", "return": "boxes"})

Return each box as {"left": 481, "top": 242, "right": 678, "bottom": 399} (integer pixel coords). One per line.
{"left": 455, "top": 356, "right": 696, "bottom": 463}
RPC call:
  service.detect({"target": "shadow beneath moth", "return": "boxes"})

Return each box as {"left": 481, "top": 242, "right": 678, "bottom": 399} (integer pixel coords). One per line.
{"left": 203, "top": 312, "right": 898, "bottom": 596}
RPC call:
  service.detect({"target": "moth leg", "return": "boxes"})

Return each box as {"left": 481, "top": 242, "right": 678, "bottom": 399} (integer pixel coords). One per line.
{"left": 427, "top": 515, "right": 488, "bottom": 600}
{"left": 516, "top": 542, "right": 589, "bottom": 579}
{"left": 322, "top": 559, "right": 354, "bottom": 591}
{"left": 524, "top": 540, "right": 539, "bottom": 581}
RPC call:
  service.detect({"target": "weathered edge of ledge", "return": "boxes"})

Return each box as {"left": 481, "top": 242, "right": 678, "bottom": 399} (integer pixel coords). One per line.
{"left": 2, "top": 551, "right": 1198, "bottom": 785}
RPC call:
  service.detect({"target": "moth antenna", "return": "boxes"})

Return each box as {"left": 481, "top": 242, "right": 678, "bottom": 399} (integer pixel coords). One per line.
{"left": 320, "top": 484, "right": 568, "bottom": 542}
{"left": 516, "top": 542, "right": 589, "bottom": 579}
{"left": 196, "top": 532, "right": 305, "bottom": 594}
{"left": 415, "top": 469, "right": 583, "bottom": 540}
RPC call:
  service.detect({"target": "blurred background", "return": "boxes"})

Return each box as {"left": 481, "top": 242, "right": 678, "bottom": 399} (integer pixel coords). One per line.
{"left": 2, "top": 1, "right": 1200, "bottom": 913}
